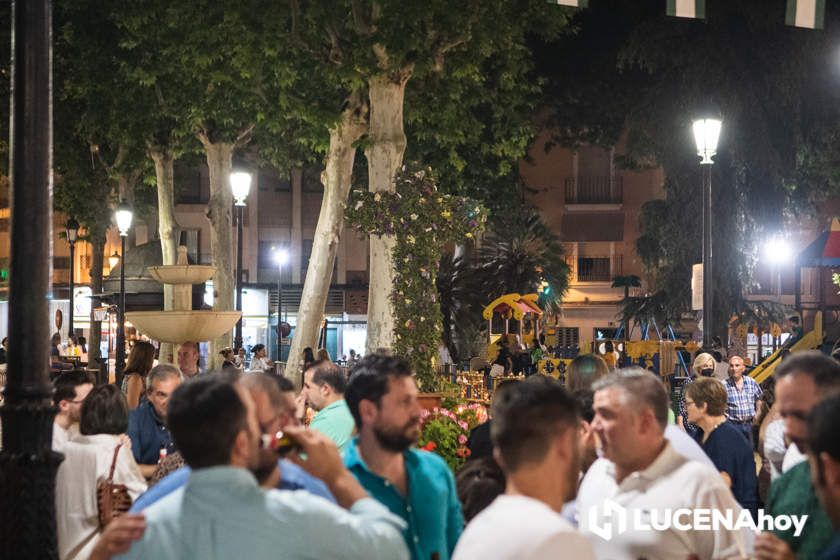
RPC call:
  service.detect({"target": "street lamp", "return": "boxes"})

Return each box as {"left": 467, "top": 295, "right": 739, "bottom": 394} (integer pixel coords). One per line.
{"left": 765, "top": 234, "right": 792, "bottom": 299}
{"left": 230, "top": 171, "right": 252, "bottom": 352}
{"left": 108, "top": 251, "right": 120, "bottom": 271}
{"left": 65, "top": 217, "right": 80, "bottom": 340}
{"left": 114, "top": 201, "right": 133, "bottom": 385}
{"left": 274, "top": 247, "right": 289, "bottom": 362}
{"left": 693, "top": 117, "right": 722, "bottom": 347}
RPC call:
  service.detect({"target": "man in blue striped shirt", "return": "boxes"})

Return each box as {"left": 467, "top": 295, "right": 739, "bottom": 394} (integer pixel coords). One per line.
{"left": 724, "top": 355, "right": 762, "bottom": 446}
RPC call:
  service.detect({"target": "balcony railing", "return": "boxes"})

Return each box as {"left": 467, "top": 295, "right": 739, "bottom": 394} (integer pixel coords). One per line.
{"left": 568, "top": 255, "right": 623, "bottom": 283}
{"left": 564, "top": 175, "right": 623, "bottom": 204}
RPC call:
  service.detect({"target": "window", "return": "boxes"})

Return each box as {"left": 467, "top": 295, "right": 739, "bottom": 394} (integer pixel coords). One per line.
{"left": 577, "top": 257, "right": 612, "bottom": 282}
{"left": 594, "top": 327, "right": 619, "bottom": 340}
{"left": 174, "top": 164, "right": 210, "bottom": 204}
{"left": 183, "top": 229, "right": 202, "bottom": 264}
{"left": 555, "top": 327, "right": 579, "bottom": 348}
{"left": 258, "top": 242, "right": 292, "bottom": 283}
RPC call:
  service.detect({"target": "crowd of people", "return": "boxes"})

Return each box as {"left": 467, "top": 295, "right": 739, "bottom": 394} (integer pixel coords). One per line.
{"left": 42, "top": 340, "right": 840, "bottom": 560}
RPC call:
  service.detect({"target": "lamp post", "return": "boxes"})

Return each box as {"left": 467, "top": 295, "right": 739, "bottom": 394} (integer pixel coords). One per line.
{"left": 109, "top": 251, "right": 120, "bottom": 271}
{"left": 274, "top": 247, "right": 289, "bottom": 362}
{"left": 693, "top": 117, "right": 722, "bottom": 348}
{"left": 231, "top": 171, "right": 252, "bottom": 352}
{"left": 114, "top": 201, "right": 133, "bottom": 385}
{"left": 65, "top": 217, "right": 80, "bottom": 340}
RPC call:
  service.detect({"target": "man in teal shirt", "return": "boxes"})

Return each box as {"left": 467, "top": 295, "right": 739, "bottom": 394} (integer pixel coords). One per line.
{"left": 107, "top": 375, "right": 408, "bottom": 560}
{"left": 345, "top": 353, "right": 464, "bottom": 560}
{"left": 304, "top": 360, "right": 355, "bottom": 452}
{"left": 756, "top": 352, "right": 839, "bottom": 559}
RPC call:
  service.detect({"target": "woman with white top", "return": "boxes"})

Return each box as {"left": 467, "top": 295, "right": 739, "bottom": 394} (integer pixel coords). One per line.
{"left": 56, "top": 384, "right": 147, "bottom": 560}
{"left": 248, "top": 343, "right": 273, "bottom": 373}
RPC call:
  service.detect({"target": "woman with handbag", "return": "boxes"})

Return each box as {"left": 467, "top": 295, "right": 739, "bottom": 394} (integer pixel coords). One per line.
{"left": 56, "top": 384, "right": 147, "bottom": 560}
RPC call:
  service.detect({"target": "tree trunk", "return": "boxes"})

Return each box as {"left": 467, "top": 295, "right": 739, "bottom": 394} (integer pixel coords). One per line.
{"left": 88, "top": 229, "right": 105, "bottom": 380}
{"left": 149, "top": 146, "right": 179, "bottom": 363}
{"left": 199, "top": 136, "right": 235, "bottom": 369}
{"left": 286, "top": 91, "right": 368, "bottom": 386}
{"left": 364, "top": 72, "right": 410, "bottom": 354}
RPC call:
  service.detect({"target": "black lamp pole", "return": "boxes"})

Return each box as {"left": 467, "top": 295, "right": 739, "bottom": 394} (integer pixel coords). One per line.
{"left": 66, "top": 217, "right": 79, "bottom": 339}
{"left": 234, "top": 204, "right": 244, "bottom": 351}
{"left": 114, "top": 201, "right": 132, "bottom": 388}
{"left": 276, "top": 265, "right": 283, "bottom": 361}
{"left": 0, "top": 0, "right": 62, "bottom": 555}
{"left": 116, "top": 234, "right": 127, "bottom": 385}
{"left": 702, "top": 163, "right": 713, "bottom": 348}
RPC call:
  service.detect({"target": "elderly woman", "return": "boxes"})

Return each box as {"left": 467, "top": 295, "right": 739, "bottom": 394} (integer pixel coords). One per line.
{"left": 678, "top": 352, "right": 718, "bottom": 436}
{"left": 56, "top": 384, "right": 146, "bottom": 559}
{"left": 684, "top": 377, "right": 759, "bottom": 517}
{"left": 565, "top": 353, "right": 609, "bottom": 392}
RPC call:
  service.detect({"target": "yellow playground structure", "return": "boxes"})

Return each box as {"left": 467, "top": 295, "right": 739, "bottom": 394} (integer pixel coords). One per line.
{"left": 749, "top": 312, "right": 823, "bottom": 384}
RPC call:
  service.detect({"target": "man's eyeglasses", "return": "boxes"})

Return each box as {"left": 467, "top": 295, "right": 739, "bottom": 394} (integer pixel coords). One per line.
{"left": 684, "top": 399, "right": 695, "bottom": 407}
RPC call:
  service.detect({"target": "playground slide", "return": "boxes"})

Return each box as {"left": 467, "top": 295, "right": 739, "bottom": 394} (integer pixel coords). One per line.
{"left": 749, "top": 312, "right": 822, "bottom": 385}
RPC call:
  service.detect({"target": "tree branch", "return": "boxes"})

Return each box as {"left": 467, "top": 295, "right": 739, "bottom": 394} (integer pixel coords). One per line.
{"left": 234, "top": 124, "right": 255, "bottom": 149}
{"left": 351, "top": 0, "right": 374, "bottom": 36}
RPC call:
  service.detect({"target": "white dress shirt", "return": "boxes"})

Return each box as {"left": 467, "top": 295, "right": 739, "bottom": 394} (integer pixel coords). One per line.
{"left": 56, "top": 433, "right": 147, "bottom": 560}
{"left": 452, "top": 494, "right": 595, "bottom": 560}
{"left": 763, "top": 418, "right": 788, "bottom": 479}
{"left": 52, "top": 422, "right": 79, "bottom": 451}
{"left": 782, "top": 441, "right": 807, "bottom": 473}
{"left": 577, "top": 441, "right": 752, "bottom": 560}
{"left": 248, "top": 356, "right": 273, "bottom": 373}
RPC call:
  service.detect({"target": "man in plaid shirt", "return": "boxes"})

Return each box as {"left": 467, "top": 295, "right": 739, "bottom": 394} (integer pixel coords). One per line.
{"left": 724, "top": 355, "right": 762, "bottom": 446}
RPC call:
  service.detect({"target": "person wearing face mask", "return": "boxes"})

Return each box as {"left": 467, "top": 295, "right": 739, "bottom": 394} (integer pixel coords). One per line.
{"left": 677, "top": 352, "right": 720, "bottom": 438}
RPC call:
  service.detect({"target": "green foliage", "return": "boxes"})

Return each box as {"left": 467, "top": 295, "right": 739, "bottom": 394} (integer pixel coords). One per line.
{"left": 541, "top": 0, "right": 840, "bottom": 338}
{"left": 418, "top": 403, "right": 488, "bottom": 472}
{"left": 477, "top": 206, "right": 570, "bottom": 314}
{"left": 346, "top": 166, "right": 487, "bottom": 390}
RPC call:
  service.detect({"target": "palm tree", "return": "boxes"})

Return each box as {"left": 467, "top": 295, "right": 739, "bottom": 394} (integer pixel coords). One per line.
{"left": 612, "top": 274, "right": 642, "bottom": 340}
{"left": 476, "top": 206, "right": 570, "bottom": 314}
{"left": 436, "top": 252, "right": 484, "bottom": 363}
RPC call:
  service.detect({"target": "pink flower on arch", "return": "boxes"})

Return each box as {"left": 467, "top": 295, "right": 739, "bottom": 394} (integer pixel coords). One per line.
{"left": 458, "top": 434, "right": 468, "bottom": 445}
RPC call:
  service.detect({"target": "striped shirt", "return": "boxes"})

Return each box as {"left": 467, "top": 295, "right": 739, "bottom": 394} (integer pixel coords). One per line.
{"left": 725, "top": 375, "right": 762, "bottom": 422}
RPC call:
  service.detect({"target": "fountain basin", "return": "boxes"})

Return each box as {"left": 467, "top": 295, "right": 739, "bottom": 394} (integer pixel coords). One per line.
{"left": 147, "top": 265, "right": 215, "bottom": 285}
{"left": 125, "top": 310, "right": 241, "bottom": 344}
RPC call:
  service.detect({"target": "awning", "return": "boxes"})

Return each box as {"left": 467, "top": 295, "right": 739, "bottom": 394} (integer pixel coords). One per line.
{"left": 797, "top": 218, "right": 840, "bottom": 267}
{"left": 482, "top": 293, "right": 543, "bottom": 321}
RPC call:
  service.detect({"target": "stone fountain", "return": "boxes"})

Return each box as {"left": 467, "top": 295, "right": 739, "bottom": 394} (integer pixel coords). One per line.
{"left": 125, "top": 246, "right": 240, "bottom": 344}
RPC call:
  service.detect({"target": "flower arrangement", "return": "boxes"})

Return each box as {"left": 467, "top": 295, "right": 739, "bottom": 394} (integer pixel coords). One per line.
{"left": 346, "top": 165, "right": 488, "bottom": 391}
{"left": 417, "top": 403, "right": 489, "bottom": 471}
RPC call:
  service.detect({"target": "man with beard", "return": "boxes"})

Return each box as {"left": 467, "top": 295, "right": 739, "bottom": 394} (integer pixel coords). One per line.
{"left": 452, "top": 376, "right": 594, "bottom": 559}
{"left": 101, "top": 374, "right": 408, "bottom": 560}
{"left": 345, "top": 353, "right": 464, "bottom": 560}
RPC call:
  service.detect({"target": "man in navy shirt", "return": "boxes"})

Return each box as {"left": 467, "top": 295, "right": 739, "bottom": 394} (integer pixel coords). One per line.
{"left": 127, "top": 364, "right": 182, "bottom": 478}
{"left": 684, "top": 377, "right": 758, "bottom": 517}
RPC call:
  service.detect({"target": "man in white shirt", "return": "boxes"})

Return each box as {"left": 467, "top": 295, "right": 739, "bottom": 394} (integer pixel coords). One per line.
{"left": 577, "top": 368, "right": 750, "bottom": 560}
{"left": 176, "top": 341, "right": 201, "bottom": 379}
{"left": 453, "top": 376, "right": 595, "bottom": 560}
{"left": 51, "top": 370, "right": 94, "bottom": 450}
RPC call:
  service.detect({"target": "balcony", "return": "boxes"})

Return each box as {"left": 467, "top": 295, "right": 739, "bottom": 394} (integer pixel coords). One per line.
{"left": 568, "top": 255, "right": 623, "bottom": 283}
{"left": 564, "top": 176, "right": 623, "bottom": 204}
